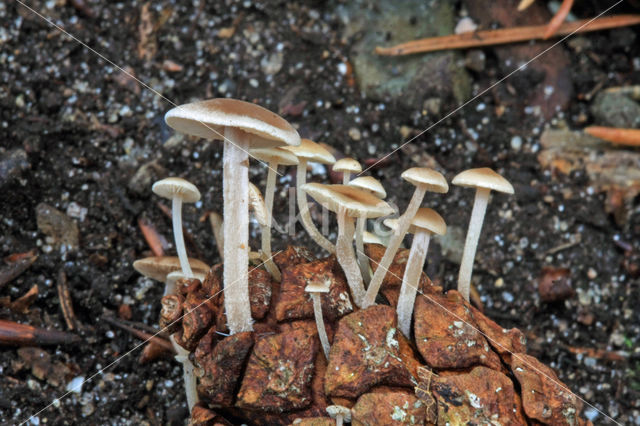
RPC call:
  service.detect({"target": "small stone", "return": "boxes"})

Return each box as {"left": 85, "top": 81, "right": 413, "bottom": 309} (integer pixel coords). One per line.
{"left": 464, "top": 50, "right": 485, "bottom": 72}
{"left": 587, "top": 267, "right": 597, "bottom": 280}
{"left": 261, "top": 52, "right": 284, "bottom": 75}
{"left": 348, "top": 127, "right": 361, "bottom": 141}
{"left": 65, "top": 202, "right": 87, "bottom": 221}
{"left": 454, "top": 17, "right": 477, "bottom": 34}
{"left": 591, "top": 92, "right": 640, "bottom": 128}
{"left": 128, "top": 160, "right": 166, "bottom": 196}
{"left": 36, "top": 203, "right": 80, "bottom": 250}
{"left": 538, "top": 267, "right": 574, "bottom": 303}
{"left": 0, "top": 148, "right": 29, "bottom": 185}
{"left": 510, "top": 136, "right": 523, "bottom": 151}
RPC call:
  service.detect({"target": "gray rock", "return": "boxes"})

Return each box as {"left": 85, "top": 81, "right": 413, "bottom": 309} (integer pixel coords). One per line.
{"left": 36, "top": 203, "right": 80, "bottom": 250}
{"left": 0, "top": 148, "right": 29, "bottom": 186}
{"left": 128, "top": 160, "right": 166, "bottom": 196}
{"left": 591, "top": 92, "right": 640, "bottom": 128}
{"left": 339, "top": 0, "right": 471, "bottom": 108}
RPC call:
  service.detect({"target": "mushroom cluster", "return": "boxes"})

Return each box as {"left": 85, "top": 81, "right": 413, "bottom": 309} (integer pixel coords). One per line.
{"left": 134, "top": 98, "right": 534, "bottom": 422}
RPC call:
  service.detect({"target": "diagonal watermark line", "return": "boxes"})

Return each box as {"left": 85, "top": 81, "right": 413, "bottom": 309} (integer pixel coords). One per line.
{"left": 19, "top": 250, "right": 283, "bottom": 426}
{"left": 356, "top": 247, "right": 621, "bottom": 425}
{"left": 12, "top": 0, "right": 283, "bottom": 177}
{"left": 359, "top": 0, "right": 624, "bottom": 175}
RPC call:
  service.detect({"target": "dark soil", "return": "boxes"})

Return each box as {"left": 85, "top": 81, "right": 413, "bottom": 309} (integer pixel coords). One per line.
{"left": 1, "top": 0, "right": 639, "bottom": 424}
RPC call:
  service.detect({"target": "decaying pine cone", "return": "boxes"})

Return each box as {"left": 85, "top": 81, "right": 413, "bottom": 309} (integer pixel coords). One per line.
{"left": 164, "top": 245, "right": 589, "bottom": 426}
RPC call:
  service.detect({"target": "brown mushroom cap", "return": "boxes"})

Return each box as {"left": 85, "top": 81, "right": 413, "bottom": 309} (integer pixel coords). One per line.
{"left": 133, "top": 257, "right": 210, "bottom": 282}
{"left": 301, "top": 183, "right": 394, "bottom": 218}
{"left": 333, "top": 157, "right": 362, "bottom": 174}
{"left": 326, "top": 405, "right": 352, "bottom": 422}
{"left": 401, "top": 168, "right": 449, "bottom": 193}
{"left": 347, "top": 176, "right": 386, "bottom": 198}
{"left": 152, "top": 177, "right": 201, "bottom": 203}
{"left": 384, "top": 207, "right": 447, "bottom": 236}
{"left": 452, "top": 167, "right": 514, "bottom": 194}
{"left": 250, "top": 147, "right": 299, "bottom": 166}
{"left": 248, "top": 183, "right": 268, "bottom": 227}
{"left": 281, "top": 138, "right": 336, "bottom": 164}
{"left": 164, "top": 98, "right": 300, "bottom": 148}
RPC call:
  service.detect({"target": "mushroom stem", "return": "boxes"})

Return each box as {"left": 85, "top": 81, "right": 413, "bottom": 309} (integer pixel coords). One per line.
{"left": 223, "top": 127, "right": 253, "bottom": 334}
{"left": 342, "top": 172, "right": 350, "bottom": 184}
{"left": 311, "top": 293, "right": 331, "bottom": 359}
{"left": 336, "top": 206, "right": 366, "bottom": 307}
{"left": 362, "top": 186, "right": 426, "bottom": 308}
{"left": 397, "top": 231, "right": 430, "bottom": 338}
{"left": 457, "top": 187, "right": 490, "bottom": 301}
{"left": 296, "top": 161, "right": 335, "bottom": 253}
{"left": 336, "top": 414, "right": 344, "bottom": 426}
{"left": 208, "top": 212, "right": 224, "bottom": 260}
{"left": 171, "top": 336, "right": 198, "bottom": 411}
{"left": 355, "top": 214, "right": 371, "bottom": 284}
{"left": 172, "top": 197, "right": 193, "bottom": 278}
{"left": 261, "top": 160, "right": 281, "bottom": 281}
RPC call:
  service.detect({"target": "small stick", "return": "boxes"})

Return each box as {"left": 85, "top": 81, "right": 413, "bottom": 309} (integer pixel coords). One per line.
{"left": 57, "top": 269, "right": 78, "bottom": 330}
{"left": 102, "top": 316, "right": 175, "bottom": 353}
{"left": 0, "top": 320, "right": 79, "bottom": 346}
{"left": 376, "top": 15, "right": 640, "bottom": 56}
{"left": 0, "top": 252, "right": 37, "bottom": 288}
{"left": 9, "top": 285, "right": 38, "bottom": 314}
{"left": 138, "top": 217, "right": 165, "bottom": 256}
{"left": 543, "top": 0, "right": 574, "bottom": 39}
{"left": 584, "top": 126, "right": 640, "bottom": 147}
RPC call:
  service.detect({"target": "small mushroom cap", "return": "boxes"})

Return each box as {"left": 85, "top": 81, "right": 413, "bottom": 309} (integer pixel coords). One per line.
{"left": 326, "top": 405, "right": 352, "bottom": 421}
{"left": 452, "top": 167, "right": 514, "bottom": 194}
{"left": 166, "top": 270, "right": 207, "bottom": 288}
{"left": 133, "top": 257, "right": 210, "bottom": 282}
{"left": 361, "top": 231, "right": 384, "bottom": 245}
{"left": 152, "top": 177, "right": 201, "bottom": 203}
{"left": 165, "top": 98, "right": 301, "bottom": 148}
{"left": 384, "top": 207, "right": 446, "bottom": 236}
{"left": 305, "top": 280, "right": 331, "bottom": 293}
{"left": 347, "top": 176, "right": 386, "bottom": 198}
{"left": 250, "top": 147, "right": 299, "bottom": 166}
{"left": 248, "top": 183, "right": 269, "bottom": 226}
{"left": 333, "top": 157, "right": 362, "bottom": 174}
{"left": 401, "top": 168, "right": 448, "bottom": 193}
{"left": 301, "top": 183, "right": 394, "bottom": 218}
{"left": 281, "top": 138, "right": 336, "bottom": 164}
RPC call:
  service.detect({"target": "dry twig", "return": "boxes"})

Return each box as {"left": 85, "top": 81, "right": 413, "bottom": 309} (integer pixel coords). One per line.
{"left": 584, "top": 126, "right": 640, "bottom": 147}
{"left": 376, "top": 15, "right": 640, "bottom": 56}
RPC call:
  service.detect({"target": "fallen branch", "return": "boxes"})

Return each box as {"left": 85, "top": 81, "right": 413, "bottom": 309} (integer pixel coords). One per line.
{"left": 0, "top": 320, "right": 79, "bottom": 346}
{"left": 376, "top": 14, "right": 640, "bottom": 56}
{"left": 585, "top": 126, "right": 640, "bottom": 147}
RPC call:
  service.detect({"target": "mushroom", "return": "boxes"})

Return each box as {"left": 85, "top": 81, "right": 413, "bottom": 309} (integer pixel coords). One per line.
{"left": 250, "top": 147, "right": 299, "bottom": 280}
{"left": 362, "top": 168, "right": 448, "bottom": 309}
{"left": 247, "top": 182, "right": 281, "bottom": 280}
{"left": 384, "top": 208, "right": 446, "bottom": 337}
{"left": 165, "top": 98, "right": 300, "bottom": 334}
{"left": 281, "top": 139, "right": 336, "bottom": 253}
{"left": 301, "top": 184, "right": 393, "bottom": 307}
{"left": 305, "top": 279, "right": 331, "bottom": 359}
{"left": 452, "top": 168, "right": 514, "bottom": 301}
{"left": 326, "top": 405, "right": 352, "bottom": 426}
{"left": 152, "top": 177, "right": 201, "bottom": 278}
{"left": 133, "top": 256, "right": 210, "bottom": 296}
{"left": 208, "top": 212, "right": 224, "bottom": 260}
{"left": 347, "top": 176, "right": 387, "bottom": 283}
{"left": 361, "top": 231, "right": 384, "bottom": 246}
{"left": 333, "top": 157, "right": 362, "bottom": 184}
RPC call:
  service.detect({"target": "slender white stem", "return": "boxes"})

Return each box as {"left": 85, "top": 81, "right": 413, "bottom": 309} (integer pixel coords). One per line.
{"left": 223, "top": 128, "right": 253, "bottom": 334}
{"left": 208, "top": 212, "right": 224, "bottom": 260}
{"left": 172, "top": 197, "right": 193, "bottom": 278}
{"left": 261, "top": 160, "right": 281, "bottom": 281}
{"left": 397, "top": 231, "right": 430, "bottom": 338}
{"left": 312, "top": 293, "right": 331, "bottom": 359}
{"left": 170, "top": 335, "right": 198, "bottom": 411}
{"left": 336, "top": 414, "right": 344, "bottom": 426}
{"left": 296, "top": 161, "right": 335, "bottom": 253}
{"left": 342, "top": 172, "right": 350, "bottom": 184}
{"left": 355, "top": 214, "right": 371, "bottom": 284}
{"left": 457, "top": 187, "right": 490, "bottom": 301}
{"left": 336, "top": 207, "right": 366, "bottom": 307}
{"left": 362, "top": 186, "right": 426, "bottom": 308}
